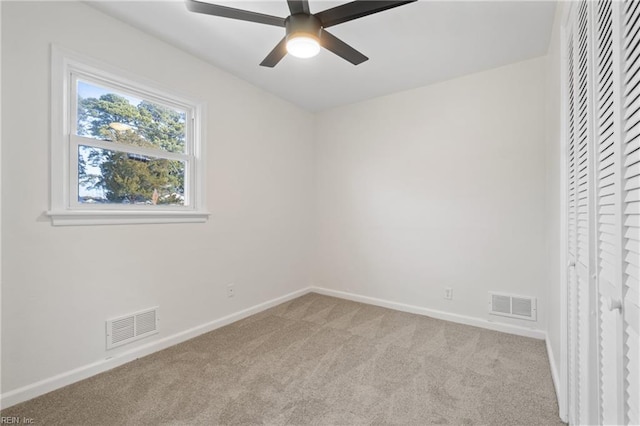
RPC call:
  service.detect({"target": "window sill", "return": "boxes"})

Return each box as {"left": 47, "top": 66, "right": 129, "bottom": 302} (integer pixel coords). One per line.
{"left": 46, "top": 210, "right": 210, "bottom": 226}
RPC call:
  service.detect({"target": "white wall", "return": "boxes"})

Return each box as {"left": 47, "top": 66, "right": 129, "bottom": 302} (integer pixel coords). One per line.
{"left": 1, "top": 0, "right": 563, "bottom": 412}
{"left": 1, "top": 1, "right": 314, "bottom": 397}
{"left": 314, "top": 57, "right": 548, "bottom": 330}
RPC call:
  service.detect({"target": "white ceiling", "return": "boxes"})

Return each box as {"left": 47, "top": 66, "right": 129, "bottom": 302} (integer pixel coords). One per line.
{"left": 90, "top": 0, "right": 556, "bottom": 112}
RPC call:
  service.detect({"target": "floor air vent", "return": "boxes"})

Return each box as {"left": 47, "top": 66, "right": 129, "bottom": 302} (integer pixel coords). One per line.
{"left": 489, "top": 293, "right": 536, "bottom": 321}
{"left": 106, "top": 307, "right": 159, "bottom": 349}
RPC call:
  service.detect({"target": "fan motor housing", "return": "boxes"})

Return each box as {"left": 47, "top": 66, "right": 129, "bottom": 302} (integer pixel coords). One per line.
{"left": 285, "top": 14, "right": 322, "bottom": 43}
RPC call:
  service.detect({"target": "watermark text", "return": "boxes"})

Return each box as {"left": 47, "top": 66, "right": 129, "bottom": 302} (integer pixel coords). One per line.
{"left": 0, "top": 417, "right": 34, "bottom": 424}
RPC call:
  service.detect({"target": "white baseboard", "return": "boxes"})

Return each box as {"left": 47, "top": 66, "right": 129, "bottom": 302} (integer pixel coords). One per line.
{"left": 545, "top": 336, "right": 568, "bottom": 423}
{"left": 310, "top": 287, "right": 546, "bottom": 340}
{"left": 545, "top": 337, "right": 561, "bottom": 405}
{"left": 0, "top": 287, "right": 311, "bottom": 409}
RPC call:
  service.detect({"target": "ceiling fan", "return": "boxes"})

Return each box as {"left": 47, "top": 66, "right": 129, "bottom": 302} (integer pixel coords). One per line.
{"left": 186, "top": 0, "right": 417, "bottom": 67}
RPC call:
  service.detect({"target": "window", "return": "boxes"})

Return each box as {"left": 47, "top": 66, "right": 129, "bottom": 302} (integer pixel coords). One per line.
{"left": 48, "top": 46, "right": 208, "bottom": 225}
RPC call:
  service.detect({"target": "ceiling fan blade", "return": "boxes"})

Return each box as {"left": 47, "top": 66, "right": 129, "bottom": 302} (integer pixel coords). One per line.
{"left": 320, "top": 29, "right": 368, "bottom": 65}
{"left": 260, "top": 37, "right": 288, "bottom": 67}
{"left": 186, "top": 0, "right": 286, "bottom": 27}
{"left": 315, "top": 0, "right": 416, "bottom": 28}
{"left": 287, "top": 0, "right": 310, "bottom": 15}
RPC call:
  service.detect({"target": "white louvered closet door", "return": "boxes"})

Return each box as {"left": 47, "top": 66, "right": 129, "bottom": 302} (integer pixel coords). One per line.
{"left": 566, "top": 19, "right": 580, "bottom": 423}
{"left": 567, "top": 2, "right": 597, "bottom": 424}
{"left": 595, "top": 1, "right": 625, "bottom": 424}
{"left": 565, "top": 0, "right": 640, "bottom": 424}
{"left": 621, "top": 0, "right": 640, "bottom": 423}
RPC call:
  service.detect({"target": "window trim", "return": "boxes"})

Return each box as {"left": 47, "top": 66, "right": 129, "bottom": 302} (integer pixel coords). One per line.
{"left": 48, "top": 45, "right": 209, "bottom": 226}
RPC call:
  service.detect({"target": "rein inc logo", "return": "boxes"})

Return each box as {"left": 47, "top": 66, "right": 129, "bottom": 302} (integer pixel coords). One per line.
{"left": 0, "top": 418, "right": 34, "bottom": 424}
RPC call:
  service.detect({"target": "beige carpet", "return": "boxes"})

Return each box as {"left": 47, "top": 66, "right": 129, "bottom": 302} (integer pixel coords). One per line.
{"left": 1, "top": 293, "right": 563, "bottom": 425}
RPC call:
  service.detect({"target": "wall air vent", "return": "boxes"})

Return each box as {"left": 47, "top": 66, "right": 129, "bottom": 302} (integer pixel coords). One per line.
{"left": 489, "top": 293, "right": 537, "bottom": 321}
{"left": 106, "top": 307, "right": 159, "bottom": 350}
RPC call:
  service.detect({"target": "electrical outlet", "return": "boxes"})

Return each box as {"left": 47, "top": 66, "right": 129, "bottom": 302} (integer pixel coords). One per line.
{"left": 227, "top": 284, "right": 235, "bottom": 298}
{"left": 444, "top": 287, "right": 453, "bottom": 300}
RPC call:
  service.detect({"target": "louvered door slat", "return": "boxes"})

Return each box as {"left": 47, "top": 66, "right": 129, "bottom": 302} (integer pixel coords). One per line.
{"left": 626, "top": 262, "right": 640, "bottom": 281}
{"left": 601, "top": 155, "right": 617, "bottom": 173}
{"left": 625, "top": 19, "right": 640, "bottom": 51}
{"left": 599, "top": 53, "right": 614, "bottom": 81}
{"left": 600, "top": 239, "right": 617, "bottom": 255}
{"left": 625, "top": 120, "right": 640, "bottom": 143}
{"left": 627, "top": 188, "right": 640, "bottom": 201}
{"left": 626, "top": 189, "right": 640, "bottom": 205}
{"left": 626, "top": 88, "right": 640, "bottom": 109}
{"left": 600, "top": 130, "right": 615, "bottom": 151}
{"left": 625, "top": 48, "right": 640, "bottom": 85}
{"left": 599, "top": 125, "right": 614, "bottom": 148}
{"left": 600, "top": 181, "right": 616, "bottom": 197}
{"left": 601, "top": 222, "right": 617, "bottom": 234}
{"left": 600, "top": 263, "right": 616, "bottom": 283}
{"left": 626, "top": 271, "right": 639, "bottom": 288}
{"left": 625, "top": 152, "right": 639, "bottom": 174}
{"left": 626, "top": 202, "right": 640, "bottom": 215}
{"left": 625, "top": 88, "right": 640, "bottom": 116}
{"left": 600, "top": 221, "right": 618, "bottom": 240}
{"left": 600, "top": 205, "right": 617, "bottom": 218}
{"left": 626, "top": 242, "right": 639, "bottom": 262}
{"left": 601, "top": 134, "right": 616, "bottom": 151}
{"left": 625, "top": 174, "right": 640, "bottom": 191}
{"left": 602, "top": 168, "right": 616, "bottom": 181}
{"left": 626, "top": 225, "right": 640, "bottom": 244}
{"left": 624, "top": 28, "right": 640, "bottom": 57}
{"left": 625, "top": 161, "right": 640, "bottom": 180}
{"left": 626, "top": 136, "right": 640, "bottom": 156}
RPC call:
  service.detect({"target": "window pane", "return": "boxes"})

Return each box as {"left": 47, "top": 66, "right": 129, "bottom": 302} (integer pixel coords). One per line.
{"left": 76, "top": 80, "right": 186, "bottom": 154}
{"left": 78, "top": 145, "right": 185, "bottom": 206}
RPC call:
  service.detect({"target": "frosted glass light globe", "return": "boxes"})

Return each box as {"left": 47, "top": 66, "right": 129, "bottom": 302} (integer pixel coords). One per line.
{"left": 286, "top": 36, "right": 320, "bottom": 59}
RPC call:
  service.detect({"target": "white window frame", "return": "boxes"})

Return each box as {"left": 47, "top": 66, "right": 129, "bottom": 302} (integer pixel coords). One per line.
{"left": 48, "top": 45, "right": 209, "bottom": 226}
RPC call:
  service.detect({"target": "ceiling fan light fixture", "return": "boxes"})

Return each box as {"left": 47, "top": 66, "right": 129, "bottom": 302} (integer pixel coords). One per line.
{"left": 286, "top": 34, "right": 320, "bottom": 58}
{"left": 185, "top": 0, "right": 418, "bottom": 67}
